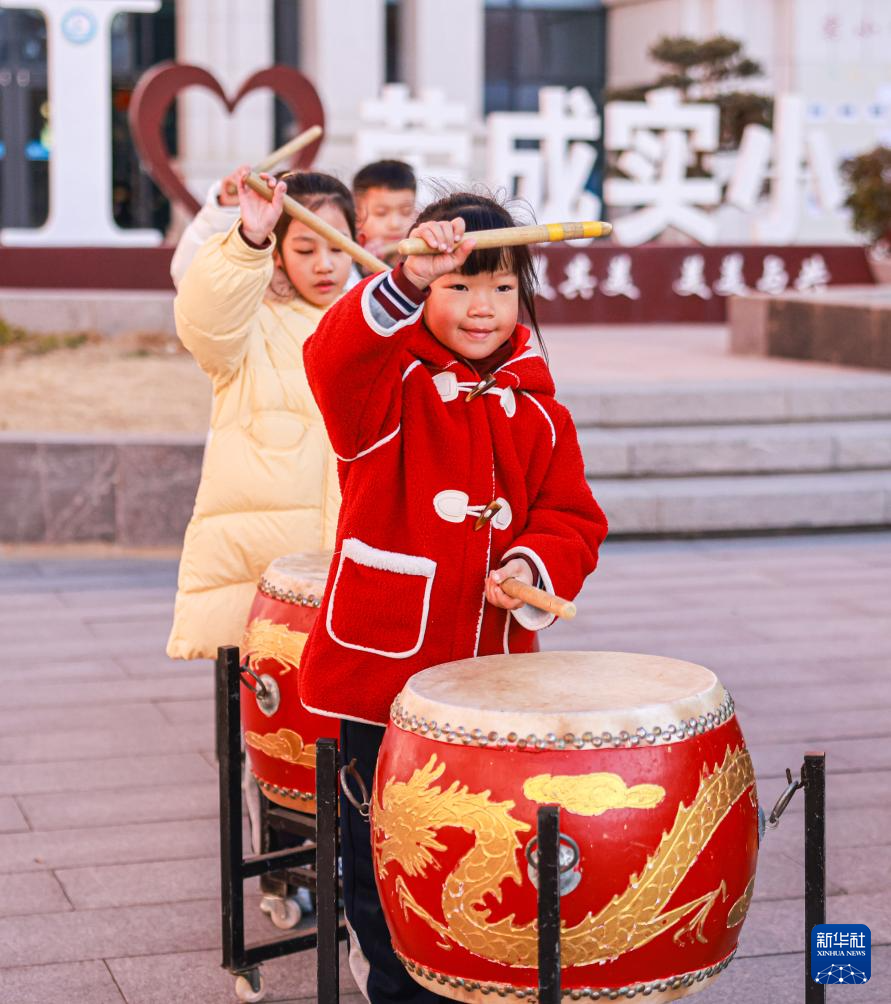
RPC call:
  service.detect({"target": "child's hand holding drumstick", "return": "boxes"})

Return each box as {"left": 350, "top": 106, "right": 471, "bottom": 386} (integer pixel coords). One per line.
{"left": 487, "top": 560, "right": 578, "bottom": 620}
{"left": 486, "top": 559, "right": 534, "bottom": 611}
{"left": 402, "top": 217, "right": 477, "bottom": 290}
{"left": 236, "top": 168, "right": 285, "bottom": 247}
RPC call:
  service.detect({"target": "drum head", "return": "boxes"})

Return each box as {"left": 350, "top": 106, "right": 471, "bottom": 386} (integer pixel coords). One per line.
{"left": 396, "top": 652, "right": 729, "bottom": 746}
{"left": 260, "top": 551, "right": 332, "bottom": 598}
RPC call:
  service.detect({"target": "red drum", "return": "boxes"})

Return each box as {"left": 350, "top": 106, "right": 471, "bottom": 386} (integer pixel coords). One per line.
{"left": 372, "top": 652, "right": 759, "bottom": 1002}
{"left": 241, "top": 553, "right": 336, "bottom": 813}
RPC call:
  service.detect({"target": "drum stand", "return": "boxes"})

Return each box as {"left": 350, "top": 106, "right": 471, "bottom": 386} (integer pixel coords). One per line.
{"left": 534, "top": 753, "right": 829, "bottom": 1004}
{"left": 217, "top": 644, "right": 827, "bottom": 1004}
{"left": 216, "top": 646, "right": 345, "bottom": 1004}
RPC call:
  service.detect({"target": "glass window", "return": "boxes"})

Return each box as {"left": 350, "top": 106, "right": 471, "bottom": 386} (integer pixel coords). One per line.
{"left": 483, "top": 2, "right": 606, "bottom": 217}
{"left": 484, "top": 2, "right": 606, "bottom": 113}
{"left": 385, "top": 0, "right": 401, "bottom": 84}
{"left": 110, "top": 2, "right": 176, "bottom": 231}
{"left": 273, "top": 0, "right": 302, "bottom": 147}
{"left": 0, "top": 10, "right": 49, "bottom": 228}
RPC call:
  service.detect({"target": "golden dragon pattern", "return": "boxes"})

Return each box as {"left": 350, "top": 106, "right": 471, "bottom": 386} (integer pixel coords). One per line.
{"left": 372, "top": 745, "right": 756, "bottom": 967}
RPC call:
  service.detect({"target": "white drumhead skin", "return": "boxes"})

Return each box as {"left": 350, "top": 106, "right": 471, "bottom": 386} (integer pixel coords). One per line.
{"left": 397, "top": 652, "right": 729, "bottom": 743}
{"left": 261, "top": 552, "right": 332, "bottom": 595}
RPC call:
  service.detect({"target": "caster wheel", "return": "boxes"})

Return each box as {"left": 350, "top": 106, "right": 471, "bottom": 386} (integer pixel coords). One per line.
{"left": 234, "top": 971, "right": 266, "bottom": 1003}
{"left": 260, "top": 894, "right": 302, "bottom": 930}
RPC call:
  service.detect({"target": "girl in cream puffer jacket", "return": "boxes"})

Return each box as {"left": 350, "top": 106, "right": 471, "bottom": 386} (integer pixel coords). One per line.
{"left": 166, "top": 170, "right": 355, "bottom": 660}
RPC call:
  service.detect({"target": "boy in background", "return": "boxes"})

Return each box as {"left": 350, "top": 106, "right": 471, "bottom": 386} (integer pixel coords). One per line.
{"left": 352, "top": 159, "right": 417, "bottom": 267}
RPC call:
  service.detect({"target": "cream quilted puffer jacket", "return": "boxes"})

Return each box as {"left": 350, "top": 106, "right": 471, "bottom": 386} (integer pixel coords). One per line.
{"left": 167, "top": 223, "right": 339, "bottom": 660}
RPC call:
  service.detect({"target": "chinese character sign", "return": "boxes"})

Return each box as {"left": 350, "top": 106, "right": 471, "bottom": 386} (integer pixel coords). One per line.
{"left": 486, "top": 86, "right": 601, "bottom": 232}
{"left": 726, "top": 94, "right": 844, "bottom": 244}
{"left": 355, "top": 84, "right": 471, "bottom": 193}
{"left": 604, "top": 89, "right": 721, "bottom": 246}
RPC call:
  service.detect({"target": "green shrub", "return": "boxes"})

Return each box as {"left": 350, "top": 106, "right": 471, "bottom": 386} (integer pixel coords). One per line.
{"left": 842, "top": 146, "right": 891, "bottom": 244}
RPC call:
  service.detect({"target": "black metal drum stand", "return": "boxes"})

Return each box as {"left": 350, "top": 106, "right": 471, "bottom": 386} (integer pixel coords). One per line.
{"left": 216, "top": 645, "right": 344, "bottom": 1003}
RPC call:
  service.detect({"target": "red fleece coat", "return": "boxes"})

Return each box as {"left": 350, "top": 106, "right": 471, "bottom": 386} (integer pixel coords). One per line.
{"left": 299, "top": 271, "right": 608, "bottom": 725}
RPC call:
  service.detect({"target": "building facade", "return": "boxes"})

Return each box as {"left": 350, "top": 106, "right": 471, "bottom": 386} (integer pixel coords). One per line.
{"left": 0, "top": 0, "right": 888, "bottom": 240}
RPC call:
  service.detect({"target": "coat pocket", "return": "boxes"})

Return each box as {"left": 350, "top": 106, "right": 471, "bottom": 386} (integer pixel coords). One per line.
{"left": 326, "top": 538, "right": 436, "bottom": 659}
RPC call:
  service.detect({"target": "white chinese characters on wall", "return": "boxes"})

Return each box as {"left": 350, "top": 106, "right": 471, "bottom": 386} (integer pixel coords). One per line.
{"left": 726, "top": 94, "right": 844, "bottom": 244}
{"left": 486, "top": 87, "right": 601, "bottom": 235}
{"left": 355, "top": 84, "right": 472, "bottom": 199}
{"left": 355, "top": 84, "right": 859, "bottom": 250}
{"left": 604, "top": 89, "right": 721, "bottom": 246}
{"left": 533, "top": 250, "right": 832, "bottom": 306}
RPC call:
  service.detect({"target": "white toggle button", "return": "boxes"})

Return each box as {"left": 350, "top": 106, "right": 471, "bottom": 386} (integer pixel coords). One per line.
{"left": 432, "top": 370, "right": 516, "bottom": 417}
{"left": 432, "top": 489, "right": 470, "bottom": 523}
{"left": 433, "top": 491, "right": 513, "bottom": 530}
{"left": 433, "top": 371, "right": 459, "bottom": 402}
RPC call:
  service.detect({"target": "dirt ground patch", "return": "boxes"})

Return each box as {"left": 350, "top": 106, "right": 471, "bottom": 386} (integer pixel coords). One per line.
{"left": 0, "top": 333, "right": 210, "bottom": 435}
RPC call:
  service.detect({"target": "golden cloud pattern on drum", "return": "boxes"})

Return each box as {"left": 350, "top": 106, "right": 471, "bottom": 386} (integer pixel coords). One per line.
{"left": 523, "top": 772, "right": 665, "bottom": 816}
{"left": 373, "top": 745, "right": 756, "bottom": 968}
{"left": 242, "top": 619, "right": 307, "bottom": 675}
{"left": 245, "top": 728, "right": 316, "bottom": 768}
{"left": 726, "top": 876, "right": 755, "bottom": 928}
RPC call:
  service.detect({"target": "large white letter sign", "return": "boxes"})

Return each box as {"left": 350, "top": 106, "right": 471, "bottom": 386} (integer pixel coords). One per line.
{"left": 0, "top": 0, "right": 162, "bottom": 246}
{"left": 487, "top": 87, "right": 601, "bottom": 230}
{"left": 604, "top": 89, "right": 720, "bottom": 246}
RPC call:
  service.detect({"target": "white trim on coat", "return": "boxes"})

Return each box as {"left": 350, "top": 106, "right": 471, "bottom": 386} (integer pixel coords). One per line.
{"left": 502, "top": 544, "right": 557, "bottom": 631}
{"left": 472, "top": 467, "right": 496, "bottom": 656}
{"left": 300, "top": 696, "right": 386, "bottom": 727}
{"left": 335, "top": 424, "right": 400, "bottom": 462}
{"left": 335, "top": 362, "right": 420, "bottom": 462}
{"left": 520, "top": 391, "right": 557, "bottom": 447}
{"left": 360, "top": 271, "right": 424, "bottom": 338}
{"left": 326, "top": 537, "right": 436, "bottom": 659}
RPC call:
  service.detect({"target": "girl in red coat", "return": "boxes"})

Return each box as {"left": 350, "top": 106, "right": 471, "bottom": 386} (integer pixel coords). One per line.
{"left": 301, "top": 193, "right": 608, "bottom": 1002}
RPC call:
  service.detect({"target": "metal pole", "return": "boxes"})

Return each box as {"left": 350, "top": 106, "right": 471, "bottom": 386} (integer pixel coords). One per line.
{"left": 804, "top": 752, "right": 826, "bottom": 1004}
{"left": 537, "top": 805, "right": 561, "bottom": 1004}
{"left": 217, "top": 646, "right": 245, "bottom": 971}
{"left": 316, "top": 737, "right": 340, "bottom": 1004}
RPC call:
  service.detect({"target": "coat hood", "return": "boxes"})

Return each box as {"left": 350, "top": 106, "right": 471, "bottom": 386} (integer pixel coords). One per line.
{"left": 405, "top": 321, "right": 556, "bottom": 398}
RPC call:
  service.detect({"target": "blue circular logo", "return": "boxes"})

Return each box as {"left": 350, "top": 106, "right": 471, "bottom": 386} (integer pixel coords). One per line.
{"left": 62, "top": 9, "right": 97, "bottom": 45}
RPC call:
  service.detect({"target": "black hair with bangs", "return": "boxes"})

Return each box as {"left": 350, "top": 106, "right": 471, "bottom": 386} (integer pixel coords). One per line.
{"left": 413, "top": 192, "right": 546, "bottom": 360}
{"left": 273, "top": 171, "right": 357, "bottom": 248}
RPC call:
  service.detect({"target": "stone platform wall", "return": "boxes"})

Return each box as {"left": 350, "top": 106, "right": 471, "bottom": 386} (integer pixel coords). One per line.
{"left": 729, "top": 286, "right": 891, "bottom": 370}
{"left": 0, "top": 434, "right": 203, "bottom": 546}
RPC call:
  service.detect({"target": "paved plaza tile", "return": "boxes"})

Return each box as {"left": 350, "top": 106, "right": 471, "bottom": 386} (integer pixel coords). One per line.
{"left": 0, "top": 533, "right": 888, "bottom": 1002}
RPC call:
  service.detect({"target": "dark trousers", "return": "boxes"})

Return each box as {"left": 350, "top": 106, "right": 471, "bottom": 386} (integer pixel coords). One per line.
{"left": 340, "top": 720, "right": 450, "bottom": 1003}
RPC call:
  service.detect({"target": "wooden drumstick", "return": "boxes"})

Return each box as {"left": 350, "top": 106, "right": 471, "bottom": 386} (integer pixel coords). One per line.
{"left": 225, "top": 126, "right": 324, "bottom": 195}
{"left": 500, "top": 578, "right": 577, "bottom": 621}
{"left": 395, "top": 220, "right": 612, "bottom": 257}
{"left": 254, "top": 125, "right": 323, "bottom": 173}
{"left": 244, "top": 172, "right": 388, "bottom": 274}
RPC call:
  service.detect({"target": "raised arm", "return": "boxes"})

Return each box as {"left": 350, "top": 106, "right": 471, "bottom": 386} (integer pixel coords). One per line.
{"left": 170, "top": 171, "right": 241, "bottom": 290}
{"left": 303, "top": 217, "right": 475, "bottom": 461}
{"left": 173, "top": 169, "right": 284, "bottom": 386}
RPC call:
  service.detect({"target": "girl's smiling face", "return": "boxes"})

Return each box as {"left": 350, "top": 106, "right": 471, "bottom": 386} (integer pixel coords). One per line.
{"left": 424, "top": 268, "right": 519, "bottom": 360}
{"left": 274, "top": 203, "right": 353, "bottom": 308}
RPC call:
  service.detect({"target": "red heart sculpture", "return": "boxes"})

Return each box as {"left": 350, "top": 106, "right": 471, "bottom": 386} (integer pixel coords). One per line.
{"left": 129, "top": 61, "right": 325, "bottom": 216}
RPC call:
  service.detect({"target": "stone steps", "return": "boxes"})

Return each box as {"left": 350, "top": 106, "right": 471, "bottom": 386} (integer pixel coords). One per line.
{"left": 561, "top": 374, "right": 891, "bottom": 427}
{"left": 581, "top": 420, "right": 891, "bottom": 478}
{"left": 593, "top": 470, "right": 891, "bottom": 536}
{"left": 569, "top": 373, "right": 891, "bottom": 535}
